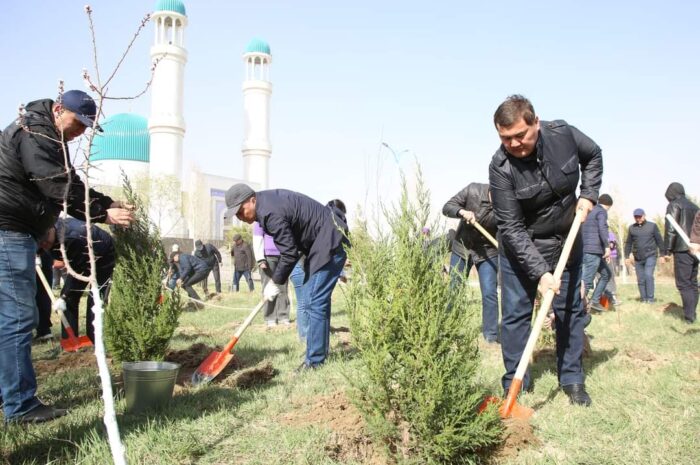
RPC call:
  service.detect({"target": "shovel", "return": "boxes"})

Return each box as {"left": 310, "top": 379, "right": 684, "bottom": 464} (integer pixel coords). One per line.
{"left": 191, "top": 299, "right": 266, "bottom": 386}
{"left": 483, "top": 207, "right": 586, "bottom": 419}
{"left": 470, "top": 220, "right": 498, "bottom": 248}
{"left": 665, "top": 214, "right": 700, "bottom": 261}
{"left": 35, "top": 260, "right": 93, "bottom": 352}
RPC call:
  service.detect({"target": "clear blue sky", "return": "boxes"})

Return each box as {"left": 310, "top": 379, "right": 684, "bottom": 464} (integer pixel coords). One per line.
{"left": 1, "top": 0, "right": 698, "bottom": 227}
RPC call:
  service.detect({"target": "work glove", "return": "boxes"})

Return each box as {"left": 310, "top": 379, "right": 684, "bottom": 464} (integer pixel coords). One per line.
{"left": 263, "top": 281, "right": 283, "bottom": 302}
{"left": 53, "top": 297, "right": 67, "bottom": 313}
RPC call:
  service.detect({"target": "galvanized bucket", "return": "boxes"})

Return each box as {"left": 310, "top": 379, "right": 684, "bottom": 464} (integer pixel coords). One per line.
{"left": 122, "top": 361, "right": 180, "bottom": 413}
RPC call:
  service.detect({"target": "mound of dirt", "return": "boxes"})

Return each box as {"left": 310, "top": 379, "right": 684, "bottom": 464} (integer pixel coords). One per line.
{"left": 219, "top": 360, "right": 275, "bottom": 389}
{"left": 33, "top": 349, "right": 105, "bottom": 377}
{"left": 281, "top": 391, "right": 384, "bottom": 463}
{"left": 493, "top": 417, "right": 541, "bottom": 461}
{"left": 165, "top": 343, "right": 242, "bottom": 386}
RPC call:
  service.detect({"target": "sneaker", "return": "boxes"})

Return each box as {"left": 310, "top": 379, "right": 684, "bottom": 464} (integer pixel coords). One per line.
{"left": 279, "top": 319, "right": 291, "bottom": 326}
{"left": 266, "top": 320, "right": 278, "bottom": 328}
{"left": 590, "top": 302, "right": 606, "bottom": 313}
{"left": 34, "top": 332, "right": 54, "bottom": 342}
{"left": 14, "top": 402, "right": 67, "bottom": 423}
{"left": 611, "top": 295, "right": 623, "bottom": 305}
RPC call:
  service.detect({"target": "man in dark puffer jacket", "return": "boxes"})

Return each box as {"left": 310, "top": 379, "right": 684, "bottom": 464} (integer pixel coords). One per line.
{"left": 662, "top": 182, "right": 699, "bottom": 324}
{"left": 0, "top": 90, "right": 133, "bottom": 423}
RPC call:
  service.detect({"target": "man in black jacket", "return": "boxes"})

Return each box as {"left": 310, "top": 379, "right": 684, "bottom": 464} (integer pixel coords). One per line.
{"left": 442, "top": 183, "right": 500, "bottom": 343}
{"left": 172, "top": 251, "right": 211, "bottom": 306}
{"left": 194, "top": 239, "right": 222, "bottom": 295}
{"left": 624, "top": 209, "right": 664, "bottom": 303}
{"left": 662, "top": 182, "right": 699, "bottom": 323}
{"left": 230, "top": 234, "right": 256, "bottom": 292}
{"left": 0, "top": 90, "right": 133, "bottom": 423}
{"left": 225, "top": 183, "right": 348, "bottom": 370}
{"left": 488, "top": 95, "right": 602, "bottom": 407}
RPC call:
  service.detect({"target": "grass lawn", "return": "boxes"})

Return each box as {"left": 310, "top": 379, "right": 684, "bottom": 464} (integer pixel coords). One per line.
{"left": 1, "top": 276, "right": 698, "bottom": 464}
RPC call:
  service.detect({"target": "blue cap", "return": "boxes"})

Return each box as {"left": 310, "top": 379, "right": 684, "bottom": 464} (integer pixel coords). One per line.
{"left": 633, "top": 208, "right": 645, "bottom": 216}
{"left": 58, "top": 90, "right": 102, "bottom": 131}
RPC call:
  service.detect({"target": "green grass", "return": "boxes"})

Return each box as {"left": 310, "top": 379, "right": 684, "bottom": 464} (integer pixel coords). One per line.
{"left": 2, "top": 278, "right": 699, "bottom": 464}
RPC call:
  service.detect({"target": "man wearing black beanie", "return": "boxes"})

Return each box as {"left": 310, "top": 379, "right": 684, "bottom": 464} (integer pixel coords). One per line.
{"left": 582, "top": 194, "right": 614, "bottom": 312}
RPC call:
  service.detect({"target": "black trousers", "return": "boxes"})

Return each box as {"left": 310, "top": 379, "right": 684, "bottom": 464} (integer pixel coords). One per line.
{"left": 674, "top": 251, "right": 699, "bottom": 323}
{"left": 201, "top": 264, "right": 221, "bottom": 294}
{"left": 183, "top": 269, "right": 211, "bottom": 301}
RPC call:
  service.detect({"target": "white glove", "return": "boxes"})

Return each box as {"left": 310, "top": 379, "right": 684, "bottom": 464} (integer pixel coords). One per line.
{"left": 263, "top": 281, "right": 282, "bottom": 302}
{"left": 53, "top": 298, "right": 67, "bottom": 313}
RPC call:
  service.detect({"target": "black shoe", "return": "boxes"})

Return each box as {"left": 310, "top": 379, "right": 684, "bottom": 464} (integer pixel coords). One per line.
{"left": 295, "top": 362, "right": 320, "bottom": 373}
{"left": 14, "top": 403, "right": 67, "bottom": 423}
{"left": 562, "top": 384, "right": 591, "bottom": 407}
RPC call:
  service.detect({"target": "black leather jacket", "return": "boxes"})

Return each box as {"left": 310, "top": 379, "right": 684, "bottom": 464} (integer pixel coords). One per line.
{"left": 489, "top": 120, "right": 602, "bottom": 281}
{"left": 0, "top": 99, "right": 113, "bottom": 238}
{"left": 442, "top": 182, "right": 498, "bottom": 264}
{"left": 664, "top": 182, "right": 699, "bottom": 253}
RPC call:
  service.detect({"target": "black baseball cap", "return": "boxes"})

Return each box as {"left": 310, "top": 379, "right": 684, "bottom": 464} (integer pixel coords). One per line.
{"left": 225, "top": 183, "right": 255, "bottom": 216}
{"left": 58, "top": 90, "right": 102, "bottom": 131}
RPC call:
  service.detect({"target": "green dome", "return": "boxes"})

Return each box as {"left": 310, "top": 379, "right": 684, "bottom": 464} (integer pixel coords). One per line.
{"left": 245, "top": 38, "right": 271, "bottom": 55}
{"left": 154, "top": 0, "right": 186, "bottom": 16}
{"left": 90, "top": 114, "right": 150, "bottom": 163}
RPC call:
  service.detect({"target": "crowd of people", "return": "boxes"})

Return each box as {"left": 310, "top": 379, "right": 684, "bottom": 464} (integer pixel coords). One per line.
{"left": 1, "top": 90, "right": 697, "bottom": 427}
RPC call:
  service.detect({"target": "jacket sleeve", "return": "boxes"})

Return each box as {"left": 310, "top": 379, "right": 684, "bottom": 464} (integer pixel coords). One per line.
{"left": 624, "top": 227, "right": 633, "bottom": 257}
{"left": 597, "top": 210, "right": 609, "bottom": 251}
{"left": 489, "top": 161, "right": 549, "bottom": 281}
{"left": 264, "top": 216, "right": 299, "bottom": 285}
{"left": 570, "top": 125, "right": 603, "bottom": 204}
{"left": 691, "top": 211, "right": 700, "bottom": 244}
{"left": 654, "top": 224, "right": 664, "bottom": 254}
{"left": 663, "top": 202, "right": 679, "bottom": 253}
{"left": 442, "top": 186, "right": 469, "bottom": 218}
{"left": 212, "top": 246, "right": 222, "bottom": 263}
{"left": 247, "top": 244, "right": 256, "bottom": 267}
{"left": 178, "top": 256, "right": 192, "bottom": 279}
{"left": 19, "top": 134, "right": 113, "bottom": 222}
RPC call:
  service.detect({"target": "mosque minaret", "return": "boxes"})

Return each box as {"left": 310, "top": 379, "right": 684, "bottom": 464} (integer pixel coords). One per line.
{"left": 241, "top": 38, "right": 272, "bottom": 190}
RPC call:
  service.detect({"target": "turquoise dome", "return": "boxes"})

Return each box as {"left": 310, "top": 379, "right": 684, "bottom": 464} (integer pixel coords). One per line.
{"left": 154, "top": 0, "right": 186, "bottom": 16}
{"left": 245, "top": 38, "right": 271, "bottom": 55}
{"left": 90, "top": 114, "right": 150, "bottom": 163}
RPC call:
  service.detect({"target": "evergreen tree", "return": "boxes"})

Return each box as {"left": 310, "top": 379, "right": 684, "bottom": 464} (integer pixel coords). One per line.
{"left": 105, "top": 177, "right": 183, "bottom": 362}
{"left": 345, "top": 170, "right": 502, "bottom": 464}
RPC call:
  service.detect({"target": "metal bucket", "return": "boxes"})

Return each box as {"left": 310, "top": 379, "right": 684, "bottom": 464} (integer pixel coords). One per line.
{"left": 122, "top": 361, "right": 180, "bottom": 413}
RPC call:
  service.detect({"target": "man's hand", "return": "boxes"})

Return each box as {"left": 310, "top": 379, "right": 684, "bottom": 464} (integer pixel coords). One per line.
{"left": 459, "top": 209, "right": 476, "bottom": 224}
{"left": 176, "top": 279, "right": 183, "bottom": 287}
{"left": 603, "top": 247, "right": 611, "bottom": 260}
{"left": 690, "top": 243, "right": 700, "bottom": 256}
{"left": 538, "top": 272, "right": 561, "bottom": 296}
{"left": 625, "top": 257, "right": 633, "bottom": 267}
{"left": 110, "top": 201, "right": 134, "bottom": 210}
{"left": 576, "top": 198, "right": 594, "bottom": 221}
{"left": 263, "top": 281, "right": 282, "bottom": 301}
{"left": 106, "top": 207, "right": 134, "bottom": 226}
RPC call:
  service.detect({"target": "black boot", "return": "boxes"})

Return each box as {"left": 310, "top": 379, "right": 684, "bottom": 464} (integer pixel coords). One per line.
{"left": 562, "top": 384, "right": 592, "bottom": 406}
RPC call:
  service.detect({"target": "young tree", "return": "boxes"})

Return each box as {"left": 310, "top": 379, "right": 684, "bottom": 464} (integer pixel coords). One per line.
{"left": 345, "top": 168, "right": 502, "bottom": 464}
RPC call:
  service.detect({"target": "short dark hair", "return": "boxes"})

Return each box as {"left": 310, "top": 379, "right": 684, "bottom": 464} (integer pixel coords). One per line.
{"left": 494, "top": 94, "right": 536, "bottom": 128}
{"left": 328, "top": 199, "right": 347, "bottom": 214}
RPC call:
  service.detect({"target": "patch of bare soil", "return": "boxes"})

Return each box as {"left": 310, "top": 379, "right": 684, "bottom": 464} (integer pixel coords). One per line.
{"left": 622, "top": 347, "right": 668, "bottom": 370}
{"left": 492, "top": 417, "right": 541, "bottom": 461}
{"left": 165, "top": 343, "right": 242, "bottom": 386}
{"left": 219, "top": 360, "right": 275, "bottom": 388}
{"left": 34, "top": 348, "right": 106, "bottom": 377}
{"left": 281, "top": 391, "right": 385, "bottom": 464}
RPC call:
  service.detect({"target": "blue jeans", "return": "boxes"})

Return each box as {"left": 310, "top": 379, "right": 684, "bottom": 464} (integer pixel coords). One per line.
{"left": 233, "top": 270, "right": 254, "bottom": 292}
{"left": 634, "top": 256, "right": 657, "bottom": 302}
{"left": 476, "top": 257, "right": 499, "bottom": 341}
{"left": 304, "top": 249, "right": 347, "bottom": 367}
{"left": 499, "top": 245, "right": 586, "bottom": 391}
{"left": 582, "top": 253, "right": 611, "bottom": 303}
{"left": 449, "top": 252, "right": 471, "bottom": 288}
{"left": 0, "top": 230, "right": 42, "bottom": 420}
{"left": 289, "top": 262, "right": 308, "bottom": 340}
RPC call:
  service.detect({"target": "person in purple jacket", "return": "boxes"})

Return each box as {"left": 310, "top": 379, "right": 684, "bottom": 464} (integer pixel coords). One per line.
{"left": 225, "top": 183, "right": 348, "bottom": 371}
{"left": 253, "top": 222, "right": 291, "bottom": 327}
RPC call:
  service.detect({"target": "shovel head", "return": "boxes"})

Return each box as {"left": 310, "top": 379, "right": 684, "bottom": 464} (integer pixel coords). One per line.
{"left": 191, "top": 347, "right": 235, "bottom": 386}
{"left": 478, "top": 379, "right": 534, "bottom": 420}
{"left": 61, "top": 334, "right": 93, "bottom": 352}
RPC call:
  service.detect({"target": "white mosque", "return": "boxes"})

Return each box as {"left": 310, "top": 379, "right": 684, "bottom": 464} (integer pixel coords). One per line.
{"left": 89, "top": 0, "right": 271, "bottom": 242}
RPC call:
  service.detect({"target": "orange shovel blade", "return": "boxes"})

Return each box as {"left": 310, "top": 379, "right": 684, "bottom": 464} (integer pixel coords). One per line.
{"left": 191, "top": 349, "right": 235, "bottom": 386}
{"left": 60, "top": 329, "right": 93, "bottom": 352}
{"left": 479, "top": 379, "right": 535, "bottom": 420}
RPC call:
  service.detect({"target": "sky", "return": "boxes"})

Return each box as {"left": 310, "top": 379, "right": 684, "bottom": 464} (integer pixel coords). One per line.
{"left": 1, "top": 0, "right": 698, "bottom": 230}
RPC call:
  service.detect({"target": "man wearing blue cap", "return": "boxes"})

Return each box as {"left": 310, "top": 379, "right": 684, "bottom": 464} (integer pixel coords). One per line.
{"left": 624, "top": 208, "right": 664, "bottom": 303}
{"left": 0, "top": 90, "right": 134, "bottom": 423}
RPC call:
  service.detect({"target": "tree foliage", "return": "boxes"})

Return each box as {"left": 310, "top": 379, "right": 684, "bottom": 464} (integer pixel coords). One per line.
{"left": 345, "top": 169, "right": 502, "bottom": 464}
{"left": 105, "top": 176, "right": 184, "bottom": 362}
